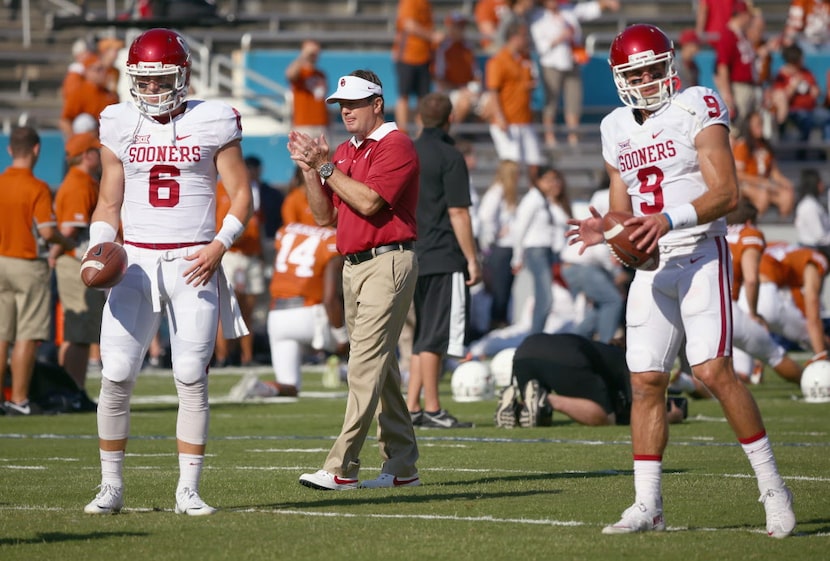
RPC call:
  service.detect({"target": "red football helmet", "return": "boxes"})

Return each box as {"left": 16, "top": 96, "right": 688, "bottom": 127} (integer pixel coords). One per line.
{"left": 608, "top": 24, "right": 677, "bottom": 111}
{"left": 126, "top": 28, "right": 191, "bottom": 116}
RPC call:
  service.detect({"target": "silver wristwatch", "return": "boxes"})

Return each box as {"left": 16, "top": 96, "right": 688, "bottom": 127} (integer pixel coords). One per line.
{"left": 318, "top": 162, "right": 335, "bottom": 179}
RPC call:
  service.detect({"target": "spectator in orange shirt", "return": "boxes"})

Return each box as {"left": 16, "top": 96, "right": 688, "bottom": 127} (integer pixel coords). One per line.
{"left": 475, "top": 0, "right": 509, "bottom": 53}
{"left": 484, "top": 21, "right": 545, "bottom": 194}
{"left": 732, "top": 111, "right": 795, "bottom": 218}
{"left": 59, "top": 53, "right": 119, "bottom": 138}
{"left": 285, "top": 40, "right": 330, "bottom": 140}
{"left": 392, "top": 0, "right": 440, "bottom": 134}
{"left": 62, "top": 38, "right": 93, "bottom": 101}
{"left": 782, "top": 0, "right": 830, "bottom": 53}
{"left": 0, "top": 126, "right": 74, "bottom": 416}
{"left": 433, "top": 11, "right": 483, "bottom": 124}
{"left": 214, "top": 180, "right": 266, "bottom": 367}
{"left": 49, "top": 132, "right": 105, "bottom": 410}
{"left": 97, "top": 37, "right": 125, "bottom": 95}
{"left": 281, "top": 166, "right": 317, "bottom": 227}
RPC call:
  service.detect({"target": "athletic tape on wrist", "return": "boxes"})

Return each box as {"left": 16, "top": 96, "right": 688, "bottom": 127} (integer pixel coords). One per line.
{"left": 89, "top": 221, "right": 117, "bottom": 246}
{"left": 214, "top": 215, "right": 245, "bottom": 250}
{"left": 665, "top": 203, "right": 698, "bottom": 230}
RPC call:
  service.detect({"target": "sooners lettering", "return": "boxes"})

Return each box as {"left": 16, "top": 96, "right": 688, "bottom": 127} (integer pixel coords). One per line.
{"left": 618, "top": 140, "right": 676, "bottom": 172}
{"left": 128, "top": 145, "right": 202, "bottom": 163}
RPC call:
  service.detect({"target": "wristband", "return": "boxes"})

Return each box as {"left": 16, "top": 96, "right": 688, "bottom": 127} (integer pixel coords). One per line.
{"left": 331, "top": 325, "right": 349, "bottom": 345}
{"left": 665, "top": 203, "right": 697, "bottom": 230}
{"left": 89, "top": 221, "right": 117, "bottom": 246}
{"left": 214, "top": 215, "right": 245, "bottom": 250}
{"left": 662, "top": 212, "right": 673, "bottom": 230}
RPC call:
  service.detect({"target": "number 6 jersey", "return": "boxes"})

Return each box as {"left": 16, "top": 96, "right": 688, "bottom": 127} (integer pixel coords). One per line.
{"left": 600, "top": 86, "right": 730, "bottom": 245}
{"left": 99, "top": 99, "right": 242, "bottom": 245}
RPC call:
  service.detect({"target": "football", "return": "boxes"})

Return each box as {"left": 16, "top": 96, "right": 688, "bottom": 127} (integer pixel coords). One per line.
{"left": 602, "top": 211, "right": 659, "bottom": 271}
{"left": 81, "top": 242, "right": 128, "bottom": 288}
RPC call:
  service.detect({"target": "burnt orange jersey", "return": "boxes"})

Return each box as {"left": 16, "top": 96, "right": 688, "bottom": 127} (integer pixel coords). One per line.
{"left": 216, "top": 180, "right": 262, "bottom": 256}
{"left": 726, "top": 223, "right": 766, "bottom": 300}
{"left": 54, "top": 166, "right": 99, "bottom": 258}
{"left": 290, "top": 66, "right": 330, "bottom": 127}
{"left": 61, "top": 79, "right": 118, "bottom": 122}
{"left": 486, "top": 46, "right": 535, "bottom": 124}
{"left": 269, "top": 222, "right": 338, "bottom": 306}
{"left": 732, "top": 139, "right": 774, "bottom": 179}
{"left": 281, "top": 187, "right": 316, "bottom": 226}
{"left": 760, "top": 244, "right": 828, "bottom": 314}
{"left": 0, "top": 167, "right": 56, "bottom": 259}
{"left": 434, "top": 38, "right": 479, "bottom": 88}
{"left": 392, "top": 0, "right": 434, "bottom": 65}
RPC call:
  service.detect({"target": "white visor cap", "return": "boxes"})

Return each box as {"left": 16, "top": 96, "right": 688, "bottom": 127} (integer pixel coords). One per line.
{"left": 326, "top": 75, "right": 383, "bottom": 104}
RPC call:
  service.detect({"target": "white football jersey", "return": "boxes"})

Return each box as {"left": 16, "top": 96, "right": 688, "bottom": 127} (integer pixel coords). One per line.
{"left": 601, "top": 86, "right": 730, "bottom": 245}
{"left": 99, "top": 100, "right": 242, "bottom": 244}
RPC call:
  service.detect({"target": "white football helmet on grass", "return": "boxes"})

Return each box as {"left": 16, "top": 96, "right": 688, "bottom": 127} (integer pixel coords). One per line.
{"left": 451, "top": 361, "right": 495, "bottom": 402}
{"left": 801, "top": 360, "right": 830, "bottom": 403}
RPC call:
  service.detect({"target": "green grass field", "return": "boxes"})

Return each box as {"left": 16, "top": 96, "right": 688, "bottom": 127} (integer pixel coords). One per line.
{"left": 1, "top": 364, "right": 828, "bottom": 561}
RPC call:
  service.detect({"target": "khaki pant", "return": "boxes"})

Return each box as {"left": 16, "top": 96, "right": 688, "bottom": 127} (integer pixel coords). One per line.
{"left": 323, "top": 248, "right": 419, "bottom": 479}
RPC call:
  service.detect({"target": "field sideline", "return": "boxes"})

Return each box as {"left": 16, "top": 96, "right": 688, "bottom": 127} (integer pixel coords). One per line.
{"left": 1, "top": 364, "right": 827, "bottom": 561}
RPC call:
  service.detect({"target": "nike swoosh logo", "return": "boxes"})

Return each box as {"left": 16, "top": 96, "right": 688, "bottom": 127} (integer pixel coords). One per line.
{"left": 176, "top": 135, "right": 192, "bottom": 141}
{"left": 393, "top": 476, "right": 419, "bottom": 486}
{"left": 652, "top": 130, "right": 663, "bottom": 139}
{"left": 333, "top": 475, "right": 358, "bottom": 485}
{"left": 92, "top": 246, "right": 103, "bottom": 256}
{"left": 337, "top": 158, "right": 347, "bottom": 164}
{"left": 690, "top": 255, "right": 704, "bottom": 264}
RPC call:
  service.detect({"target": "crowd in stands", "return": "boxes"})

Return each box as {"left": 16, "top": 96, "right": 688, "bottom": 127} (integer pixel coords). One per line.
{"left": 2, "top": 0, "right": 830, "bottom": 418}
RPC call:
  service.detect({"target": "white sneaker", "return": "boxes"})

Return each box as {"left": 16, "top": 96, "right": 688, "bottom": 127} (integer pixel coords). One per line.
{"left": 602, "top": 502, "right": 665, "bottom": 534}
{"left": 299, "top": 469, "right": 358, "bottom": 491}
{"left": 494, "top": 385, "right": 518, "bottom": 428}
{"left": 229, "top": 374, "right": 275, "bottom": 400}
{"left": 175, "top": 487, "right": 217, "bottom": 516}
{"left": 359, "top": 473, "right": 421, "bottom": 489}
{"left": 760, "top": 486, "right": 795, "bottom": 538}
{"left": 84, "top": 483, "right": 124, "bottom": 514}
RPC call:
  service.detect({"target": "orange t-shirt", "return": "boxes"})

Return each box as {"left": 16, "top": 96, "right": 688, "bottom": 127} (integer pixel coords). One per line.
{"left": 54, "top": 166, "right": 99, "bottom": 258}
{"left": 392, "top": 0, "right": 434, "bottom": 65}
{"left": 290, "top": 66, "right": 330, "bottom": 127}
{"left": 486, "top": 47, "right": 535, "bottom": 124}
{"left": 281, "top": 187, "right": 317, "bottom": 226}
{"left": 760, "top": 245, "right": 828, "bottom": 315}
{"left": 0, "top": 167, "right": 56, "bottom": 259}
{"left": 269, "top": 222, "right": 339, "bottom": 306}
{"left": 434, "top": 38, "right": 479, "bottom": 88}
{"left": 726, "top": 223, "right": 765, "bottom": 300}
{"left": 61, "top": 80, "right": 118, "bottom": 121}
{"left": 61, "top": 71, "right": 85, "bottom": 101}
{"left": 474, "top": 0, "right": 508, "bottom": 49}
{"left": 216, "top": 181, "right": 261, "bottom": 256}
{"left": 732, "top": 140, "right": 774, "bottom": 179}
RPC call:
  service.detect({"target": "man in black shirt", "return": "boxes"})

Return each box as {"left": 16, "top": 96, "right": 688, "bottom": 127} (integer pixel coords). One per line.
{"left": 406, "top": 92, "right": 482, "bottom": 428}
{"left": 497, "top": 333, "right": 686, "bottom": 427}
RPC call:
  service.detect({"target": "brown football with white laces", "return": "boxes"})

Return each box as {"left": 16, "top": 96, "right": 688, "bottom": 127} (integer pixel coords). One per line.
{"left": 81, "top": 242, "right": 128, "bottom": 288}
{"left": 602, "top": 211, "right": 659, "bottom": 271}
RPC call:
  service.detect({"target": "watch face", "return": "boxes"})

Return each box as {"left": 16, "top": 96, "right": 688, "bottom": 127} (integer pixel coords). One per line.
{"left": 319, "top": 163, "right": 334, "bottom": 178}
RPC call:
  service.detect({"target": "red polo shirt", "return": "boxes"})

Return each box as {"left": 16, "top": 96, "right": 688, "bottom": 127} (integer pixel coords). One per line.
{"left": 327, "top": 123, "right": 419, "bottom": 254}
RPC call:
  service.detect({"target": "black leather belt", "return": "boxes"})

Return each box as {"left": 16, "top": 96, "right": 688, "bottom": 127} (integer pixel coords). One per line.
{"left": 344, "top": 242, "right": 413, "bottom": 265}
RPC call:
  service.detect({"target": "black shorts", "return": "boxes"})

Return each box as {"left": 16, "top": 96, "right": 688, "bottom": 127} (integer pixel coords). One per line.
{"left": 412, "top": 272, "right": 468, "bottom": 357}
{"left": 395, "top": 62, "right": 432, "bottom": 98}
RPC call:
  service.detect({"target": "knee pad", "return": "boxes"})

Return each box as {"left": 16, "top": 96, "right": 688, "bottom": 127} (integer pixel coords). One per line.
{"left": 175, "top": 377, "right": 209, "bottom": 445}
{"left": 172, "top": 354, "right": 209, "bottom": 385}
{"left": 102, "top": 352, "right": 139, "bottom": 384}
{"left": 97, "top": 377, "right": 135, "bottom": 441}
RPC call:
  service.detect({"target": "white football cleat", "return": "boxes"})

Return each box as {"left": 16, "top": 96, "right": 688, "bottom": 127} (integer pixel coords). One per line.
{"left": 760, "top": 486, "right": 795, "bottom": 538}
{"left": 84, "top": 483, "right": 124, "bottom": 515}
{"left": 299, "top": 469, "right": 358, "bottom": 491}
{"left": 359, "top": 473, "right": 421, "bottom": 489}
{"left": 175, "top": 487, "right": 217, "bottom": 516}
{"left": 602, "top": 502, "right": 665, "bottom": 534}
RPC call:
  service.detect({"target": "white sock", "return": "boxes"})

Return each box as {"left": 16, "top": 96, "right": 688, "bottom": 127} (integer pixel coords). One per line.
{"left": 177, "top": 453, "right": 204, "bottom": 492}
{"left": 100, "top": 449, "right": 125, "bottom": 488}
{"left": 741, "top": 435, "right": 785, "bottom": 493}
{"left": 633, "top": 459, "right": 663, "bottom": 510}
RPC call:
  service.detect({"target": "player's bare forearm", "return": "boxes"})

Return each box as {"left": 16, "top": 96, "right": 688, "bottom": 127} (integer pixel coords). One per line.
{"left": 694, "top": 125, "right": 739, "bottom": 223}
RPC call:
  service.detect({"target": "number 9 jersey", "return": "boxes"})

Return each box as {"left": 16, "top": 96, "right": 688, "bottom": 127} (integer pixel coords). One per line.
{"left": 600, "top": 86, "right": 730, "bottom": 246}
{"left": 99, "top": 99, "right": 243, "bottom": 245}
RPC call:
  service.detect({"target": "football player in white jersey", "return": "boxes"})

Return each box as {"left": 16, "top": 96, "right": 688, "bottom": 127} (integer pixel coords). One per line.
{"left": 83, "top": 28, "right": 253, "bottom": 516}
{"left": 567, "top": 24, "right": 795, "bottom": 537}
